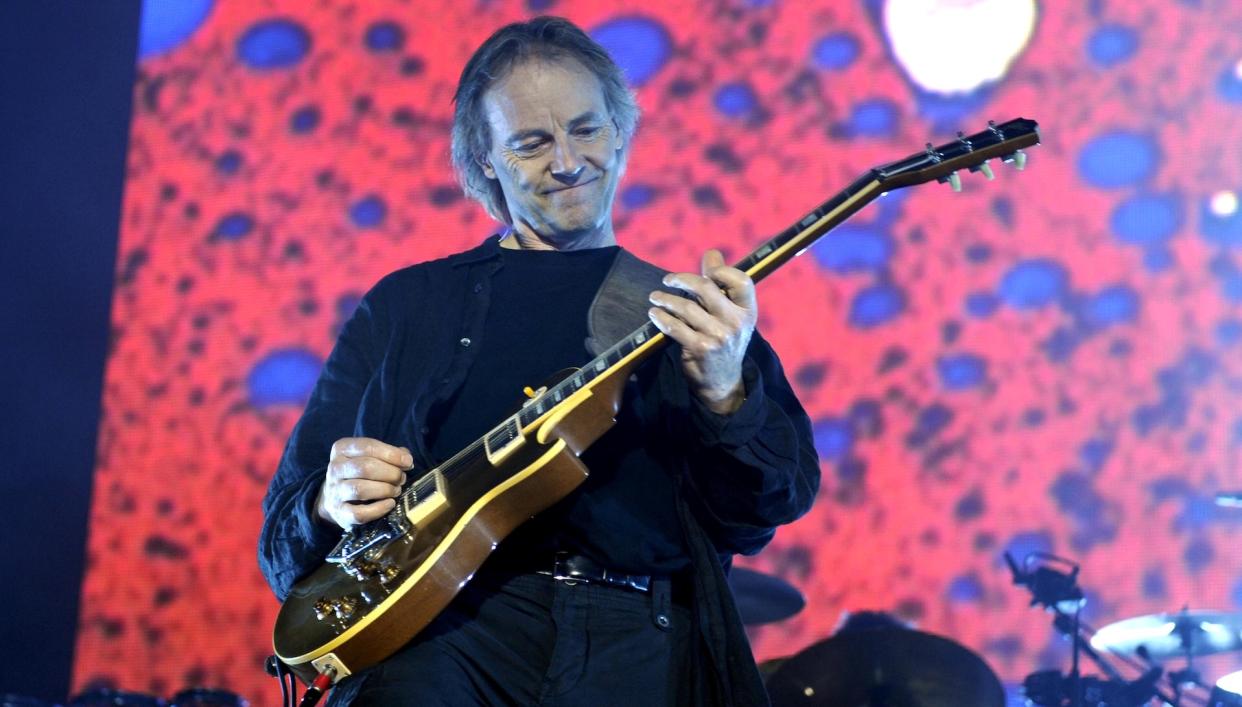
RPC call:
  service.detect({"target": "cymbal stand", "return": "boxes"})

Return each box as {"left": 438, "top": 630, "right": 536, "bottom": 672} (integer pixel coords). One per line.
{"left": 1006, "top": 552, "right": 1185, "bottom": 707}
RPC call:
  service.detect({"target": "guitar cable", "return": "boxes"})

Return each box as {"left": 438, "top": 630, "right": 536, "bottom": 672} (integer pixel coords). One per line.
{"left": 297, "top": 668, "right": 335, "bottom": 707}
{"left": 264, "top": 654, "right": 298, "bottom": 707}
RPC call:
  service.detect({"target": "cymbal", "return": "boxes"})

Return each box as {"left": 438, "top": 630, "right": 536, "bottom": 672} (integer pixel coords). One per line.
{"left": 727, "top": 567, "right": 805, "bottom": 625}
{"left": 1090, "top": 611, "right": 1242, "bottom": 659}
{"left": 765, "top": 628, "right": 1006, "bottom": 707}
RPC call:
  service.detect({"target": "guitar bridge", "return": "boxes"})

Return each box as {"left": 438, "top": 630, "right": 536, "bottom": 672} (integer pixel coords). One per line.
{"left": 325, "top": 470, "right": 448, "bottom": 565}
{"left": 326, "top": 515, "right": 407, "bottom": 564}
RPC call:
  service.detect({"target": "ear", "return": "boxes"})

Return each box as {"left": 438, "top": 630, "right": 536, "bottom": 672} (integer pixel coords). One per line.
{"left": 477, "top": 153, "right": 497, "bottom": 180}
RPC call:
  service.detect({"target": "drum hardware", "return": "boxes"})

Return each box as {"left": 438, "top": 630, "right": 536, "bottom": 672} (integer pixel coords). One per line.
{"left": 1, "top": 696, "right": 60, "bottom": 707}
{"left": 1214, "top": 491, "right": 1242, "bottom": 508}
{"left": 66, "top": 691, "right": 164, "bottom": 707}
{"left": 726, "top": 567, "right": 806, "bottom": 626}
{"left": 167, "top": 690, "right": 247, "bottom": 707}
{"left": 1212, "top": 671, "right": 1242, "bottom": 706}
{"left": 1004, "top": 551, "right": 1189, "bottom": 707}
{"left": 764, "top": 626, "right": 1006, "bottom": 707}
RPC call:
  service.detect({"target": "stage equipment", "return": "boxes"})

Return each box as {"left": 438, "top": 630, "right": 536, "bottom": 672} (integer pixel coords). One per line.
{"left": 1, "top": 696, "right": 60, "bottom": 707}
{"left": 1003, "top": 552, "right": 1240, "bottom": 706}
{"left": 763, "top": 628, "right": 1006, "bottom": 706}
{"left": 1212, "top": 670, "right": 1242, "bottom": 706}
{"left": 167, "top": 690, "right": 247, "bottom": 707}
{"left": 1092, "top": 611, "right": 1242, "bottom": 659}
{"left": 66, "top": 690, "right": 163, "bottom": 706}
{"left": 271, "top": 119, "right": 1041, "bottom": 685}
{"left": 1214, "top": 492, "right": 1242, "bottom": 508}
{"left": 727, "top": 567, "right": 805, "bottom": 625}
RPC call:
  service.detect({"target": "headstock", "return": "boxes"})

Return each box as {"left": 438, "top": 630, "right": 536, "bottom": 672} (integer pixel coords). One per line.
{"left": 874, "top": 118, "right": 1040, "bottom": 192}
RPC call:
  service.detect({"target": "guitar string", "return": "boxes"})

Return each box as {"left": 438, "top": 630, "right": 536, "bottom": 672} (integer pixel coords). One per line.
{"left": 385, "top": 119, "right": 1036, "bottom": 519}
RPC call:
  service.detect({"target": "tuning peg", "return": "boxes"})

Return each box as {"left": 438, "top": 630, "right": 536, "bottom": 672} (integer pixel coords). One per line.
{"left": 936, "top": 170, "right": 963, "bottom": 191}
{"left": 1004, "top": 150, "right": 1028, "bottom": 171}
{"left": 972, "top": 160, "right": 995, "bottom": 180}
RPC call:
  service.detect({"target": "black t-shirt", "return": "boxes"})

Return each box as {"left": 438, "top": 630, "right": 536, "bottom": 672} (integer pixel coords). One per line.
{"left": 426, "top": 244, "right": 688, "bottom": 574}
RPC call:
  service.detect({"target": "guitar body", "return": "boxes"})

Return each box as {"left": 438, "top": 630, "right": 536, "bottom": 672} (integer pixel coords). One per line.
{"left": 272, "top": 117, "right": 1041, "bottom": 683}
{"left": 274, "top": 364, "right": 632, "bottom": 681}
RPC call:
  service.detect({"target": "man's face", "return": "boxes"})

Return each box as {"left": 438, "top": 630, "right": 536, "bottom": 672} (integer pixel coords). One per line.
{"left": 479, "top": 58, "right": 625, "bottom": 248}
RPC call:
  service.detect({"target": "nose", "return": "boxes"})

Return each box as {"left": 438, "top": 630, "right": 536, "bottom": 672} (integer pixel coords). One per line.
{"left": 550, "top": 137, "right": 585, "bottom": 185}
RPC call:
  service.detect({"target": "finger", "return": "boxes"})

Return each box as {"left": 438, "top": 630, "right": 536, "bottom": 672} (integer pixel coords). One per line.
{"left": 662, "top": 272, "right": 735, "bottom": 316}
{"left": 649, "top": 290, "right": 732, "bottom": 338}
{"left": 700, "top": 248, "right": 727, "bottom": 275}
{"left": 700, "top": 250, "right": 757, "bottom": 311}
{"left": 332, "top": 456, "right": 407, "bottom": 485}
{"left": 704, "top": 266, "right": 757, "bottom": 311}
{"left": 649, "top": 306, "right": 713, "bottom": 352}
{"left": 331, "top": 438, "right": 414, "bottom": 469}
{"left": 336, "top": 478, "right": 403, "bottom": 503}
{"left": 339, "top": 498, "right": 397, "bottom": 527}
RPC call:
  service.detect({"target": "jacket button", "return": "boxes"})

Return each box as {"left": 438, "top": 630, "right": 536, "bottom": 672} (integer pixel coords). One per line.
{"left": 459, "top": 337, "right": 472, "bottom": 347}
{"left": 473, "top": 283, "right": 483, "bottom": 294}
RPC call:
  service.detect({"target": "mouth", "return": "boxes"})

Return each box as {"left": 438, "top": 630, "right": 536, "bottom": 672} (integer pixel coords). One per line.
{"left": 544, "top": 177, "right": 598, "bottom": 195}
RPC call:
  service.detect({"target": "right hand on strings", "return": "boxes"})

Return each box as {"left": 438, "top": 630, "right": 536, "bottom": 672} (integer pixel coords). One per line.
{"left": 315, "top": 437, "right": 414, "bottom": 530}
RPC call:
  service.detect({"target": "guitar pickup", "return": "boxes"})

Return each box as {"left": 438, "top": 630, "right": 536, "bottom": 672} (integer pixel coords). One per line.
{"left": 402, "top": 470, "right": 448, "bottom": 528}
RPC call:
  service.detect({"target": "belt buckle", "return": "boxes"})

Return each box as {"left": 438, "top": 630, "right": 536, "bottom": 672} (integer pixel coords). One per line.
{"left": 551, "top": 553, "right": 587, "bottom": 586}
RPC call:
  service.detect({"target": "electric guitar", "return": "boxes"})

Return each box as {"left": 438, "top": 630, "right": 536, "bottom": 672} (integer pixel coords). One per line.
{"left": 272, "top": 118, "right": 1041, "bottom": 683}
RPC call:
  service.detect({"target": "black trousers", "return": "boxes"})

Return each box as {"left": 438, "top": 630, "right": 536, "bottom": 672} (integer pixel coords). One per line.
{"left": 327, "top": 571, "right": 693, "bottom": 706}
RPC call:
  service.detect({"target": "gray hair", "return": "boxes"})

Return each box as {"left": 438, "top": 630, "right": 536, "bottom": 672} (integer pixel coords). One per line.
{"left": 451, "top": 16, "right": 640, "bottom": 224}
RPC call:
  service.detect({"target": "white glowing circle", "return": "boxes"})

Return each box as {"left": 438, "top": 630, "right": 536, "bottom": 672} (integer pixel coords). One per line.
{"left": 1220, "top": 670, "right": 1242, "bottom": 694}
{"left": 883, "top": 0, "right": 1037, "bottom": 94}
{"left": 1210, "top": 190, "right": 1238, "bottom": 217}
{"left": 1234, "top": 58, "right": 1242, "bottom": 80}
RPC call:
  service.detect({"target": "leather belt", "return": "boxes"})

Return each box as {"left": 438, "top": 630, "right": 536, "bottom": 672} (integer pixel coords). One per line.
{"left": 535, "top": 551, "right": 652, "bottom": 593}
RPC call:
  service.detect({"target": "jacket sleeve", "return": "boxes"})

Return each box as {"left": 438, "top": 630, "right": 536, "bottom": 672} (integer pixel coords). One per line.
{"left": 659, "top": 332, "right": 820, "bottom": 556}
{"left": 257, "top": 280, "right": 390, "bottom": 601}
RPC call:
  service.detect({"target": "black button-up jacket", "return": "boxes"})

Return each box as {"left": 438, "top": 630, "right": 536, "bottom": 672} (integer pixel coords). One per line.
{"left": 258, "top": 236, "right": 820, "bottom": 705}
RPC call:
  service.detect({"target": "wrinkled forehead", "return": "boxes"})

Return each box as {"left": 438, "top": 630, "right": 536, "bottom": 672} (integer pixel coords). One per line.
{"left": 480, "top": 57, "right": 611, "bottom": 141}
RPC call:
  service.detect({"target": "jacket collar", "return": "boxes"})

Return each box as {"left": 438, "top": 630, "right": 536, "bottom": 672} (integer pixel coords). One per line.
{"left": 450, "top": 233, "right": 505, "bottom": 267}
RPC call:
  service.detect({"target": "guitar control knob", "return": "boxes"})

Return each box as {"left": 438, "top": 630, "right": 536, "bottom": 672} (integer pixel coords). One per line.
{"left": 380, "top": 561, "right": 401, "bottom": 585}
{"left": 334, "top": 596, "right": 358, "bottom": 620}
{"left": 313, "top": 598, "right": 334, "bottom": 621}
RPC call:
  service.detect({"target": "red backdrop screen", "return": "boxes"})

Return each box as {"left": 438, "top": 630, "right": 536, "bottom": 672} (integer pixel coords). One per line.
{"left": 76, "top": 0, "right": 1242, "bottom": 702}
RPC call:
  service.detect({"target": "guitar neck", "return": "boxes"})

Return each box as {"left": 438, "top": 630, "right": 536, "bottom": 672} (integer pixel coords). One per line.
{"left": 479, "top": 117, "right": 1039, "bottom": 466}
{"left": 734, "top": 172, "right": 882, "bottom": 284}
{"left": 503, "top": 173, "right": 884, "bottom": 437}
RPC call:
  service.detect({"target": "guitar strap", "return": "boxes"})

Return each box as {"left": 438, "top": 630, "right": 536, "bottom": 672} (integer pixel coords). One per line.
{"left": 583, "top": 249, "right": 769, "bottom": 704}
{"left": 584, "top": 248, "right": 674, "bottom": 356}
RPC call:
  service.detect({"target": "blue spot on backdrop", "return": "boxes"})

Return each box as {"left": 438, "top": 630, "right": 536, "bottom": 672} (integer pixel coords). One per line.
{"left": 1077, "top": 132, "right": 1160, "bottom": 188}
{"left": 247, "top": 349, "right": 323, "bottom": 407}
{"left": 590, "top": 16, "right": 671, "bottom": 87}
{"left": 237, "top": 18, "right": 311, "bottom": 70}
{"left": 999, "top": 259, "right": 1069, "bottom": 310}
{"left": 138, "top": 0, "right": 214, "bottom": 58}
